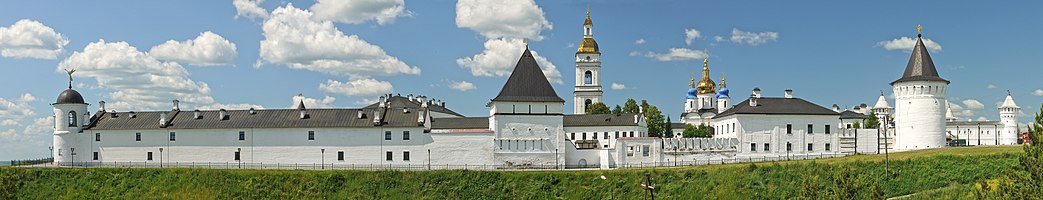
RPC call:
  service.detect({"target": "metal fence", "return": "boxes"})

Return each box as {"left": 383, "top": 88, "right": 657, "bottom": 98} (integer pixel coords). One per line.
{"left": 619, "top": 153, "right": 850, "bottom": 168}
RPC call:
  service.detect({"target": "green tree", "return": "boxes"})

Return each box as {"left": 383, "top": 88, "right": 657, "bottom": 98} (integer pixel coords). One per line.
{"left": 999, "top": 105, "right": 1043, "bottom": 198}
{"left": 622, "top": 99, "right": 640, "bottom": 114}
{"left": 611, "top": 105, "right": 623, "bottom": 115}
{"left": 852, "top": 121, "right": 861, "bottom": 129}
{"left": 683, "top": 124, "right": 711, "bottom": 138}
{"left": 665, "top": 116, "right": 675, "bottom": 137}
{"left": 585, "top": 102, "right": 611, "bottom": 114}
{"left": 644, "top": 105, "right": 665, "bottom": 137}
{"left": 864, "top": 112, "right": 879, "bottom": 129}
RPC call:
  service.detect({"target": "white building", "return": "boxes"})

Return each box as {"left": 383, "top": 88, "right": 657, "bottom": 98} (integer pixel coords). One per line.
{"left": 890, "top": 29, "right": 950, "bottom": 150}
{"left": 681, "top": 58, "right": 730, "bottom": 127}
{"left": 943, "top": 92, "right": 1021, "bottom": 146}
{"left": 573, "top": 10, "right": 603, "bottom": 114}
{"left": 712, "top": 89, "right": 841, "bottom": 155}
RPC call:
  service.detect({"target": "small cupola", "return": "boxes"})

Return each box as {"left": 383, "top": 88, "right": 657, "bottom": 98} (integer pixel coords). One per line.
{"left": 194, "top": 109, "right": 203, "bottom": 119}
{"left": 219, "top": 109, "right": 229, "bottom": 120}
{"left": 784, "top": 89, "right": 793, "bottom": 98}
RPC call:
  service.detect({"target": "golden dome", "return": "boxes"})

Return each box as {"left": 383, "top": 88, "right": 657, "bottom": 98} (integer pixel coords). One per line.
{"left": 577, "top": 38, "right": 599, "bottom": 54}
{"left": 696, "top": 58, "right": 716, "bottom": 94}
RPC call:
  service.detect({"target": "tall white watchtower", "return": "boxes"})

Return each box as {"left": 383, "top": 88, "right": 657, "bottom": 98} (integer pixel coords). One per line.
{"left": 998, "top": 91, "right": 1020, "bottom": 145}
{"left": 891, "top": 25, "right": 949, "bottom": 150}
{"left": 573, "top": 9, "right": 603, "bottom": 114}
{"left": 53, "top": 70, "right": 89, "bottom": 164}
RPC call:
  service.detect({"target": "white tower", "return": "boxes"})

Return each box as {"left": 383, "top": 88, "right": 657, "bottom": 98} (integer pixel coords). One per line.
{"left": 891, "top": 25, "right": 949, "bottom": 150}
{"left": 998, "top": 91, "right": 1020, "bottom": 145}
{"left": 873, "top": 92, "right": 892, "bottom": 128}
{"left": 573, "top": 9, "right": 603, "bottom": 114}
{"left": 53, "top": 72, "right": 89, "bottom": 165}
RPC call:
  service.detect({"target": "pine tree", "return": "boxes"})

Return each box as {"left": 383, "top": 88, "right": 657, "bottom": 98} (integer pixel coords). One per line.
{"left": 1002, "top": 105, "right": 1043, "bottom": 198}
{"left": 664, "top": 116, "right": 674, "bottom": 138}
{"left": 864, "top": 112, "right": 880, "bottom": 129}
{"left": 611, "top": 105, "right": 623, "bottom": 115}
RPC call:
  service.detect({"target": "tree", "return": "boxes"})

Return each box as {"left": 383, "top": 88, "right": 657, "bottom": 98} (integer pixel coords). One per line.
{"left": 683, "top": 124, "right": 711, "bottom": 138}
{"left": 665, "top": 116, "right": 675, "bottom": 138}
{"left": 622, "top": 99, "right": 640, "bottom": 114}
{"left": 852, "top": 121, "right": 861, "bottom": 129}
{"left": 644, "top": 105, "right": 665, "bottom": 137}
{"left": 864, "top": 112, "right": 880, "bottom": 129}
{"left": 585, "top": 102, "right": 611, "bottom": 114}
{"left": 998, "top": 105, "right": 1043, "bottom": 198}
{"left": 611, "top": 105, "right": 623, "bottom": 115}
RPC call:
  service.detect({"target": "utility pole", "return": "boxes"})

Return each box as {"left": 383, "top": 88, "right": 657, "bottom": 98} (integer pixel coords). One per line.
{"left": 159, "top": 148, "right": 164, "bottom": 168}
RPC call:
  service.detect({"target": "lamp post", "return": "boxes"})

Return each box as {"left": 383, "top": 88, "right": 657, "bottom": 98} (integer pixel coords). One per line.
{"left": 320, "top": 148, "right": 325, "bottom": 169}
{"left": 873, "top": 104, "right": 891, "bottom": 180}
{"left": 48, "top": 146, "right": 53, "bottom": 165}
{"left": 237, "top": 148, "right": 242, "bottom": 169}
{"left": 70, "top": 148, "right": 76, "bottom": 167}
{"left": 427, "top": 149, "right": 431, "bottom": 170}
{"left": 159, "top": 148, "right": 164, "bottom": 168}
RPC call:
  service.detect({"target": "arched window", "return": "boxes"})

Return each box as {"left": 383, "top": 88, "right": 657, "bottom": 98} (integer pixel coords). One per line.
{"left": 68, "top": 111, "right": 77, "bottom": 127}
{"left": 584, "top": 71, "right": 593, "bottom": 85}
{"left": 584, "top": 99, "right": 592, "bottom": 111}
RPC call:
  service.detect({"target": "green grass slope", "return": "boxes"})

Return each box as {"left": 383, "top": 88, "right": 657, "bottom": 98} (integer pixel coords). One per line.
{"left": 0, "top": 146, "right": 1021, "bottom": 199}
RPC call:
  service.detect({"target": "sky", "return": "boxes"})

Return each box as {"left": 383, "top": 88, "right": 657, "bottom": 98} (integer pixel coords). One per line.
{"left": 1, "top": 0, "right": 1041, "bottom": 160}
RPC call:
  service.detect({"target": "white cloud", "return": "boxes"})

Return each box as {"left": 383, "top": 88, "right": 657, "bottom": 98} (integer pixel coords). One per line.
{"left": 319, "top": 78, "right": 394, "bottom": 96}
{"left": 0, "top": 119, "right": 17, "bottom": 126}
{"left": 456, "top": 38, "right": 562, "bottom": 84}
{"left": 963, "top": 99, "right": 985, "bottom": 110}
{"left": 713, "top": 36, "right": 724, "bottom": 42}
{"left": 976, "top": 116, "right": 989, "bottom": 121}
{"left": 311, "top": 0, "right": 411, "bottom": 25}
{"left": 260, "top": 4, "right": 420, "bottom": 79}
{"left": 198, "top": 103, "right": 265, "bottom": 110}
{"left": 1034, "top": 89, "right": 1043, "bottom": 96}
{"left": 643, "top": 48, "right": 707, "bottom": 61}
{"left": 611, "top": 83, "right": 626, "bottom": 90}
{"left": 0, "top": 93, "right": 37, "bottom": 119}
{"left": 0, "top": 19, "right": 69, "bottom": 59}
{"left": 448, "top": 80, "right": 476, "bottom": 91}
{"left": 728, "top": 28, "right": 778, "bottom": 46}
{"left": 149, "top": 31, "right": 237, "bottom": 66}
{"left": 352, "top": 97, "right": 380, "bottom": 106}
{"left": 290, "top": 95, "right": 336, "bottom": 108}
{"left": 684, "top": 28, "right": 701, "bottom": 45}
{"left": 986, "top": 84, "right": 997, "bottom": 89}
{"left": 0, "top": 116, "right": 51, "bottom": 142}
{"left": 876, "top": 37, "right": 942, "bottom": 52}
{"left": 233, "top": 0, "right": 268, "bottom": 21}
{"left": 455, "top": 0, "right": 552, "bottom": 41}
{"left": 628, "top": 51, "right": 641, "bottom": 57}
{"left": 634, "top": 38, "right": 646, "bottom": 45}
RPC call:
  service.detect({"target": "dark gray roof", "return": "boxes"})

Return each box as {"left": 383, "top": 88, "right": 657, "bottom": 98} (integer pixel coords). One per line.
{"left": 55, "top": 89, "right": 85, "bottom": 104}
{"left": 563, "top": 114, "right": 641, "bottom": 127}
{"left": 87, "top": 107, "right": 424, "bottom": 130}
{"left": 892, "top": 35, "right": 948, "bottom": 85}
{"left": 491, "top": 48, "right": 565, "bottom": 103}
{"left": 430, "top": 117, "right": 488, "bottom": 129}
{"left": 671, "top": 123, "right": 686, "bottom": 129}
{"left": 713, "top": 97, "right": 839, "bottom": 119}
{"left": 363, "top": 96, "right": 464, "bottom": 117}
{"left": 839, "top": 110, "right": 867, "bottom": 119}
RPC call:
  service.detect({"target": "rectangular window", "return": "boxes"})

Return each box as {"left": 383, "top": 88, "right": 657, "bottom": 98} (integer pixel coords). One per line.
{"left": 750, "top": 143, "right": 757, "bottom": 152}
{"left": 570, "top": 133, "right": 575, "bottom": 140}
{"left": 95, "top": 133, "right": 101, "bottom": 141}
{"left": 238, "top": 131, "right": 245, "bottom": 141}
{"left": 386, "top": 151, "right": 393, "bottom": 161}
{"left": 147, "top": 152, "right": 153, "bottom": 161}
{"left": 764, "top": 143, "right": 770, "bottom": 152}
{"left": 642, "top": 145, "right": 650, "bottom": 157}
{"left": 825, "top": 125, "right": 831, "bottom": 134}
{"left": 136, "top": 132, "right": 141, "bottom": 141}
{"left": 582, "top": 132, "right": 587, "bottom": 140}
{"left": 385, "top": 131, "right": 392, "bottom": 140}
{"left": 308, "top": 131, "right": 315, "bottom": 141}
{"left": 234, "top": 151, "right": 240, "bottom": 161}
{"left": 615, "top": 131, "right": 619, "bottom": 138}
{"left": 807, "top": 124, "right": 813, "bottom": 134}
{"left": 403, "top": 131, "right": 410, "bottom": 140}
{"left": 338, "top": 151, "right": 344, "bottom": 161}
{"left": 630, "top": 131, "right": 635, "bottom": 137}
{"left": 627, "top": 146, "right": 634, "bottom": 156}
{"left": 786, "top": 124, "right": 792, "bottom": 134}
{"left": 825, "top": 143, "right": 831, "bottom": 151}
{"left": 403, "top": 151, "right": 410, "bottom": 161}
{"left": 846, "top": 124, "right": 852, "bottom": 129}
{"left": 786, "top": 143, "right": 792, "bottom": 152}
{"left": 604, "top": 132, "right": 609, "bottom": 139}
{"left": 807, "top": 143, "right": 814, "bottom": 151}
{"left": 93, "top": 152, "right": 99, "bottom": 160}
{"left": 169, "top": 132, "right": 176, "bottom": 141}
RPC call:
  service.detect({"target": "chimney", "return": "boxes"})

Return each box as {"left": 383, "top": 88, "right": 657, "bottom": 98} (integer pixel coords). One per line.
{"left": 418, "top": 110, "right": 426, "bottom": 124}
{"left": 403, "top": 107, "right": 409, "bottom": 113}
{"left": 219, "top": 109, "right": 228, "bottom": 120}
{"left": 249, "top": 108, "right": 256, "bottom": 115}
{"left": 441, "top": 101, "right": 446, "bottom": 107}
{"left": 159, "top": 112, "right": 168, "bottom": 127}
{"left": 172, "top": 100, "right": 180, "bottom": 111}
{"left": 194, "top": 110, "right": 203, "bottom": 119}
{"left": 749, "top": 94, "right": 758, "bottom": 106}
{"left": 99, "top": 101, "right": 106, "bottom": 112}
{"left": 129, "top": 111, "right": 137, "bottom": 118}
{"left": 784, "top": 89, "right": 793, "bottom": 98}
{"left": 753, "top": 87, "right": 762, "bottom": 98}
{"left": 408, "top": 94, "right": 414, "bottom": 102}
{"left": 860, "top": 103, "right": 868, "bottom": 111}
{"left": 379, "top": 95, "right": 387, "bottom": 108}
{"left": 373, "top": 110, "right": 382, "bottom": 125}
{"left": 419, "top": 96, "right": 428, "bottom": 108}
{"left": 357, "top": 110, "right": 365, "bottom": 119}
{"left": 831, "top": 104, "right": 840, "bottom": 112}
{"left": 634, "top": 114, "right": 640, "bottom": 124}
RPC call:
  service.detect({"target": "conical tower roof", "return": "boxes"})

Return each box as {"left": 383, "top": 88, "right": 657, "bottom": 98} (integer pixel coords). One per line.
{"left": 1000, "top": 91, "right": 1019, "bottom": 109}
{"left": 874, "top": 93, "right": 891, "bottom": 109}
{"left": 892, "top": 28, "right": 948, "bottom": 85}
{"left": 492, "top": 48, "right": 564, "bottom": 102}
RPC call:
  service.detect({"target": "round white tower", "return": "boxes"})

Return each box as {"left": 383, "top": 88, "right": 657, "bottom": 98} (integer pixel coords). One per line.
{"left": 998, "top": 91, "right": 1020, "bottom": 145}
{"left": 52, "top": 72, "right": 89, "bottom": 165}
{"left": 891, "top": 26, "right": 949, "bottom": 150}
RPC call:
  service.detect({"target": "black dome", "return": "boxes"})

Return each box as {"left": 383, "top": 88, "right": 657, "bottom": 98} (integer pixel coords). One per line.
{"left": 56, "top": 89, "right": 85, "bottom": 104}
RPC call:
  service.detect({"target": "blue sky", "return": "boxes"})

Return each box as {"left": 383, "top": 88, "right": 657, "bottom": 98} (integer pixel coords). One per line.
{"left": 1, "top": 0, "right": 1041, "bottom": 160}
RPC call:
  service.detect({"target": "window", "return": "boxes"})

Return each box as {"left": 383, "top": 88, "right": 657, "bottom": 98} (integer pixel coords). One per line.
{"left": 338, "top": 151, "right": 344, "bottom": 161}
{"left": 750, "top": 143, "right": 757, "bottom": 152}
{"left": 642, "top": 145, "right": 650, "bottom": 157}
{"left": 95, "top": 133, "right": 101, "bottom": 141}
{"left": 239, "top": 131, "right": 245, "bottom": 141}
{"left": 846, "top": 124, "right": 852, "bottom": 129}
{"left": 808, "top": 124, "right": 813, "bottom": 134}
{"left": 169, "top": 132, "right": 176, "bottom": 141}
{"left": 825, "top": 125, "right": 831, "bottom": 134}
{"left": 786, "top": 142, "right": 792, "bottom": 152}
{"left": 386, "top": 151, "right": 393, "bottom": 161}
{"left": 584, "top": 99, "right": 592, "bottom": 111}
{"left": 403, "top": 151, "right": 410, "bottom": 161}
{"left": 308, "top": 131, "right": 315, "bottom": 141}
{"left": 627, "top": 146, "right": 634, "bottom": 156}
{"left": 234, "top": 151, "right": 240, "bottom": 161}
{"left": 68, "top": 111, "right": 77, "bottom": 127}
{"left": 93, "top": 152, "right": 99, "bottom": 160}
{"left": 630, "top": 131, "right": 635, "bottom": 137}
{"left": 604, "top": 132, "right": 609, "bottom": 139}
{"left": 764, "top": 143, "right": 770, "bottom": 152}
{"left": 807, "top": 143, "right": 814, "bottom": 151}
{"left": 571, "top": 133, "right": 575, "bottom": 140}
{"left": 385, "top": 131, "right": 392, "bottom": 140}
{"left": 786, "top": 124, "right": 792, "bottom": 134}
{"left": 147, "top": 152, "right": 153, "bottom": 161}
{"left": 135, "top": 132, "right": 141, "bottom": 141}
{"left": 403, "top": 131, "right": 410, "bottom": 140}
{"left": 825, "top": 143, "right": 832, "bottom": 151}
{"left": 584, "top": 71, "right": 593, "bottom": 85}
{"left": 582, "top": 132, "right": 587, "bottom": 140}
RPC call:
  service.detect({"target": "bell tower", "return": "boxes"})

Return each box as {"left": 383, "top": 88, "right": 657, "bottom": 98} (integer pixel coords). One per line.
{"left": 53, "top": 69, "right": 89, "bottom": 165}
{"left": 573, "top": 8, "right": 603, "bottom": 114}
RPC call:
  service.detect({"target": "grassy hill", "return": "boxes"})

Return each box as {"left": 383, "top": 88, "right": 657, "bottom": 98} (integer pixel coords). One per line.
{"left": 0, "top": 146, "right": 1022, "bottom": 199}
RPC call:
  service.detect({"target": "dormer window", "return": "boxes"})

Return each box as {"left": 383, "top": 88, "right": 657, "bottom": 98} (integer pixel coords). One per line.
{"left": 68, "top": 111, "right": 77, "bottom": 127}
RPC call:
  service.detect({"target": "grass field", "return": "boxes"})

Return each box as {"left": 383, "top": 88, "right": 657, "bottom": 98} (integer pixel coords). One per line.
{"left": 0, "top": 146, "right": 1023, "bottom": 199}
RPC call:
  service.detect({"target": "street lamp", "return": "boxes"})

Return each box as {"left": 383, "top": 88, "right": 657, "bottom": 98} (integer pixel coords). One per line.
{"left": 70, "top": 148, "right": 76, "bottom": 167}
{"left": 48, "top": 146, "right": 53, "bottom": 165}
{"left": 427, "top": 149, "right": 431, "bottom": 170}
{"left": 159, "top": 148, "right": 164, "bottom": 168}
{"left": 873, "top": 102, "right": 892, "bottom": 180}
{"left": 237, "top": 148, "right": 242, "bottom": 169}
{"left": 321, "top": 148, "right": 325, "bottom": 169}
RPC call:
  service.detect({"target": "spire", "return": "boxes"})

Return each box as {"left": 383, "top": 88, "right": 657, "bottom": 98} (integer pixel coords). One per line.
{"left": 695, "top": 51, "right": 716, "bottom": 94}
{"left": 689, "top": 72, "right": 695, "bottom": 88}
{"left": 719, "top": 72, "right": 727, "bottom": 89}
{"left": 874, "top": 90, "right": 891, "bottom": 109}
{"left": 584, "top": 5, "right": 593, "bottom": 26}
{"left": 892, "top": 24, "right": 948, "bottom": 85}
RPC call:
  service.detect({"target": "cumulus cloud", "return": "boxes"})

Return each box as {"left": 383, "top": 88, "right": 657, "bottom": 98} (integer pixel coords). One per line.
{"left": 986, "top": 84, "right": 997, "bottom": 89}
{"left": 319, "top": 78, "right": 394, "bottom": 96}
{"left": 149, "top": 31, "right": 237, "bottom": 66}
{"left": 976, "top": 116, "right": 989, "bottom": 121}
{"left": 611, "top": 83, "right": 626, "bottom": 90}
{"left": 0, "top": 119, "right": 17, "bottom": 127}
{"left": 713, "top": 36, "right": 724, "bottom": 42}
{"left": 233, "top": 0, "right": 268, "bottom": 21}
{"left": 634, "top": 38, "right": 646, "bottom": 45}
{"left": 876, "top": 37, "right": 942, "bottom": 52}
{"left": 641, "top": 48, "right": 707, "bottom": 61}
{"left": 260, "top": 4, "right": 420, "bottom": 79}
{"left": 456, "top": 38, "right": 562, "bottom": 84}
{"left": 963, "top": 99, "right": 985, "bottom": 110}
{"left": 455, "top": 0, "right": 552, "bottom": 40}
{"left": 684, "top": 28, "right": 701, "bottom": 45}
{"left": 0, "top": 93, "right": 36, "bottom": 118}
{"left": 0, "top": 19, "right": 69, "bottom": 59}
{"left": 448, "top": 80, "right": 476, "bottom": 91}
{"left": 728, "top": 28, "right": 778, "bottom": 46}
{"left": 290, "top": 95, "right": 336, "bottom": 108}
{"left": 311, "top": 0, "right": 411, "bottom": 25}
{"left": 1034, "top": 89, "right": 1043, "bottom": 96}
